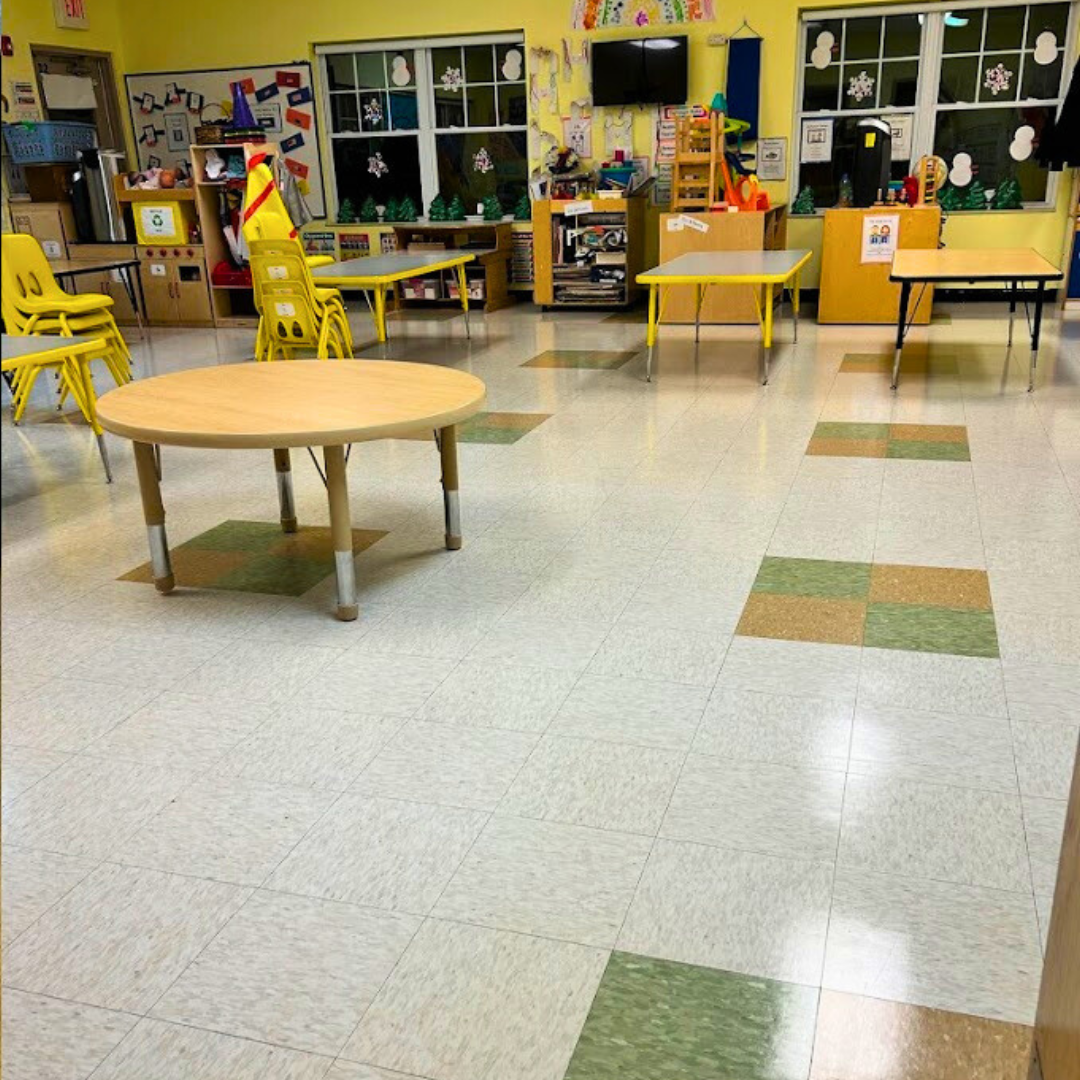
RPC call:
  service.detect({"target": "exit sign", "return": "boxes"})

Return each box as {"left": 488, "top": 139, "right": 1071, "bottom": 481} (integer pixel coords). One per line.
{"left": 54, "top": 0, "right": 89, "bottom": 29}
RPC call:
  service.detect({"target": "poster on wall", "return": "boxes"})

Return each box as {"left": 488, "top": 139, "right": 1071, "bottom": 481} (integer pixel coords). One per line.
{"left": 572, "top": 0, "right": 715, "bottom": 30}
{"left": 861, "top": 213, "right": 899, "bottom": 264}
{"left": 800, "top": 118, "right": 833, "bottom": 164}
{"left": 125, "top": 61, "right": 326, "bottom": 217}
{"left": 882, "top": 114, "right": 913, "bottom": 161}
{"left": 757, "top": 137, "right": 787, "bottom": 181}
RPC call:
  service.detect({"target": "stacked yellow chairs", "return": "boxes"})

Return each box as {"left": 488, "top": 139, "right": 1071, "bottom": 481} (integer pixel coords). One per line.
{"left": 248, "top": 237, "right": 353, "bottom": 361}
{"left": 1, "top": 234, "right": 132, "bottom": 420}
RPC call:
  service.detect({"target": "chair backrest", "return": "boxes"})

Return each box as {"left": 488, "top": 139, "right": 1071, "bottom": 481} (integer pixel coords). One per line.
{"left": 242, "top": 162, "right": 297, "bottom": 245}
{"left": 1, "top": 234, "right": 66, "bottom": 315}
{"left": 249, "top": 236, "right": 327, "bottom": 351}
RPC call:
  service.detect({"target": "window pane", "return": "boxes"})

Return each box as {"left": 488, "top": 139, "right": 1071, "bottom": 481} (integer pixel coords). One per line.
{"left": 498, "top": 82, "right": 528, "bottom": 125}
{"left": 984, "top": 6, "right": 1026, "bottom": 51}
{"left": 389, "top": 90, "right": 419, "bottom": 131}
{"left": 880, "top": 60, "right": 918, "bottom": 107}
{"left": 465, "top": 44, "right": 495, "bottom": 83}
{"left": 432, "top": 46, "right": 463, "bottom": 90}
{"left": 940, "top": 56, "right": 980, "bottom": 103}
{"left": 934, "top": 106, "right": 1052, "bottom": 201}
{"left": 496, "top": 44, "right": 525, "bottom": 81}
{"left": 804, "top": 18, "right": 843, "bottom": 63}
{"left": 386, "top": 51, "right": 415, "bottom": 88}
{"left": 842, "top": 63, "right": 880, "bottom": 108}
{"left": 1027, "top": 2, "right": 1069, "bottom": 46}
{"left": 435, "top": 130, "right": 527, "bottom": 208}
{"left": 804, "top": 64, "right": 840, "bottom": 111}
{"left": 466, "top": 85, "right": 496, "bottom": 127}
{"left": 360, "top": 91, "right": 389, "bottom": 132}
{"left": 1021, "top": 51, "right": 1062, "bottom": 99}
{"left": 979, "top": 53, "right": 1021, "bottom": 101}
{"left": 332, "top": 136, "right": 422, "bottom": 211}
{"left": 844, "top": 17, "right": 882, "bottom": 61}
{"left": 326, "top": 55, "right": 356, "bottom": 91}
{"left": 943, "top": 8, "right": 984, "bottom": 54}
{"left": 883, "top": 14, "right": 921, "bottom": 57}
{"left": 330, "top": 93, "right": 359, "bottom": 133}
{"left": 797, "top": 114, "right": 909, "bottom": 208}
{"left": 434, "top": 85, "right": 466, "bottom": 127}
{"left": 356, "top": 52, "right": 386, "bottom": 90}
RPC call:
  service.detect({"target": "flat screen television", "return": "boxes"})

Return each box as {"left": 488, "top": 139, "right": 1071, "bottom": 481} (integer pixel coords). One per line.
{"left": 592, "top": 36, "right": 688, "bottom": 107}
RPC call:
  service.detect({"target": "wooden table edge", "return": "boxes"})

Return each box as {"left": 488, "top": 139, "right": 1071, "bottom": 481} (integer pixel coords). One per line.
{"left": 637, "top": 252, "right": 813, "bottom": 287}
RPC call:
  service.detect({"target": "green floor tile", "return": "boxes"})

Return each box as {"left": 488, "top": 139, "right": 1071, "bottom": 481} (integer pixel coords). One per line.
{"left": 564, "top": 952, "right": 817, "bottom": 1080}
{"left": 813, "top": 421, "right": 891, "bottom": 441}
{"left": 886, "top": 439, "right": 971, "bottom": 461}
{"left": 753, "top": 556, "right": 872, "bottom": 600}
{"left": 864, "top": 602, "right": 1000, "bottom": 658}
{"left": 184, "top": 520, "right": 286, "bottom": 554}
{"left": 212, "top": 554, "right": 338, "bottom": 596}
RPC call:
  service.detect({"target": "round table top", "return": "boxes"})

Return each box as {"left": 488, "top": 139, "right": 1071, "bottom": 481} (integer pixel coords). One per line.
{"left": 96, "top": 360, "right": 487, "bottom": 449}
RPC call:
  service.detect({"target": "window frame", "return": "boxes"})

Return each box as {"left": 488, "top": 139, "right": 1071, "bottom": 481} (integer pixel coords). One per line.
{"left": 317, "top": 32, "right": 527, "bottom": 218}
{"left": 792, "top": 0, "right": 1078, "bottom": 214}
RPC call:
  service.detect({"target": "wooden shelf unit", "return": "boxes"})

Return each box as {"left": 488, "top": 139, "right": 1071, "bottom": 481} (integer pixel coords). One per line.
{"left": 532, "top": 197, "right": 645, "bottom": 308}
{"left": 657, "top": 204, "right": 789, "bottom": 324}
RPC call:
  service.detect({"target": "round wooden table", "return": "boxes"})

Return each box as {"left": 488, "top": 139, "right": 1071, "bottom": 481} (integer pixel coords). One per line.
{"left": 97, "top": 360, "right": 486, "bottom": 620}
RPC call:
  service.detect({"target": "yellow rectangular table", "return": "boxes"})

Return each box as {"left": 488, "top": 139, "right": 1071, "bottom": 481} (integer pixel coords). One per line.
{"left": 889, "top": 248, "right": 1064, "bottom": 391}
{"left": 637, "top": 249, "right": 813, "bottom": 383}
{"left": 312, "top": 251, "right": 480, "bottom": 346}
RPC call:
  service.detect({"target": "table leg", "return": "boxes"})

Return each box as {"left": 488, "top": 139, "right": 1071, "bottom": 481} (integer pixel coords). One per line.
{"left": 273, "top": 448, "right": 298, "bottom": 533}
{"left": 694, "top": 283, "right": 703, "bottom": 343}
{"left": 646, "top": 284, "right": 658, "bottom": 382}
{"left": 1008, "top": 280, "right": 1018, "bottom": 348}
{"left": 1029, "top": 280, "right": 1045, "bottom": 393}
{"left": 133, "top": 441, "right": 173, "bottom": 593}
{"left": 72, "top": 355, "right": 112, "bottom": 483}
{"left": 891, "top": 280, "right": 913, "bottom": 390}
{"left": 762, "top": 283, "right": 774, "bottom": 385}
{"left": 121, "top": 264, "right": 145, "bottom": 337}
{"left": 792, "top": 272, "right": 800, "bottom": 344}
{"left": 373, "top": 286, "right": 388, "bottom": 346}
{"left": 323, "top": 444, "right": 357, "bottom": 621}
{"left": 456, "top": 264, "right": 472, "bottom": 339}
{"left": 439, "top": 423, "right": 462, "bottom": 550}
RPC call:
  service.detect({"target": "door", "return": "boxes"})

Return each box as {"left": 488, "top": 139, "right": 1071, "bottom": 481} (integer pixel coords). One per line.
{"left": 32, "top": 47, "right": 125, "bottom": 153}
{"left": 141, "top": 260, "right": 175, "bottom": 324}
{"left": 174, "top": 258, "right": 212, "bottom": 324}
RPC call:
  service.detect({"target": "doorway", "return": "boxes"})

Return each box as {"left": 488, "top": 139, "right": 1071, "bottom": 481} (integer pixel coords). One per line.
{"left": 31, "top": 45, "right": 126, "bottom": 153}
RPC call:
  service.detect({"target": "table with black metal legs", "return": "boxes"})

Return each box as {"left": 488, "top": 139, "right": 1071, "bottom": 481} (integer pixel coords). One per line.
{"left": 889, "top": 248, "right": 1063, "bottom": 392}
{"left": 51, "top": 256, "right": 147, "bottom": 335}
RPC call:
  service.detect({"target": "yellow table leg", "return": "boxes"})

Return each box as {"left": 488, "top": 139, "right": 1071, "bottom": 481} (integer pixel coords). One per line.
{"left": 762, "top": 282, "right": 775, "bottom": 386}
{"left": 373, "top": 286, "right": 387, "bottom": 345}
{"left": 455, "top": 263, "right": 472, "bottom": 338}
{"left": 792, "top": 272, "right": 801, "bottom": 344}
{"left": 645, "top": 284, "right": 659, "bottom": 382}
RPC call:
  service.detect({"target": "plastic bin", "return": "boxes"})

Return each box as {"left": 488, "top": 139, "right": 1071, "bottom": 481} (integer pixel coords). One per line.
{"left": 2, "top": 121, "right": 96, "bottom": 165}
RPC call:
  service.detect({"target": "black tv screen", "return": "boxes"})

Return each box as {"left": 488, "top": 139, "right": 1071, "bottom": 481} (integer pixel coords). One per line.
{"left": 592, "top": 36, "right": 688, "bottom": 106}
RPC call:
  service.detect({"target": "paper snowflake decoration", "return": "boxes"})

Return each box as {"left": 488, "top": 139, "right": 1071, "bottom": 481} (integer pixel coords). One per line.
{"left": 367, "top": 152, "right": 389, "bottom": 178}
{"left": 983, "top": 63, "right": 1013, "bottom": 96}
{"left": 363, "top": 97, "right": 383, "bottom": 126}
{"left": 847, "top": 70, "right": 875, "bottom": 102}
{"left": 472, "top": 147, "right": 494, "bottom": 174}
{"left": 441, "top": 66, "right": 463, "bottom": 91}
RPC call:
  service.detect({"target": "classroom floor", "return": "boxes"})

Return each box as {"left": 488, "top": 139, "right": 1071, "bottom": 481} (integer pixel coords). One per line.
{"left": 2, "top": 297, "right": 1078, "bottom": 1079}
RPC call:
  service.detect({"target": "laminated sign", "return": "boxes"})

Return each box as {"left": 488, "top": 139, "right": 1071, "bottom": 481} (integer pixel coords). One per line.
{"left": 861, "top": 213, "right": 899, "bottom": 264}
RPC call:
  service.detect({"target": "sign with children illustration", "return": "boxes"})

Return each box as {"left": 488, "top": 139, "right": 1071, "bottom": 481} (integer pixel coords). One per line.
{"left": 861, "top": 213, "right": 899, "bottom": 264}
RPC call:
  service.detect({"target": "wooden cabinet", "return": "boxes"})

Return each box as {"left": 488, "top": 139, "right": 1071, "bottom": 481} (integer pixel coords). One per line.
{"left": 138, "top": 246, "right": 213, "bottom": 326}
{"left": 818, "top": 207, "right": 940, "bottom": 324}
{"left": 10, "top": 200, "right": 78, "bottom": 259}
{"left": 657, "top": 204, "right": 788, "bottom": 324}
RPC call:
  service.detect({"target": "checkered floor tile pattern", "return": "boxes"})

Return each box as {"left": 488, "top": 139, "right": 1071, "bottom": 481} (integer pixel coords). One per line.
{"left": 737, "top": 557, "right": 999, "bottom": 657}
{"left": 395, "top": 410, "right": 552, "bottom": 444}
{"left": 119, "top": 519, "right": 387, "bottom": 596}
{"left": 808, "top": 422, "right": 971, "bottom": 461}
{"left": 523, "top": 349, "right": 639, "bottom": 369}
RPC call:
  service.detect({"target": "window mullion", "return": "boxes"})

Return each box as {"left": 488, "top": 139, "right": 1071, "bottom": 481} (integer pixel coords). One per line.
{"left": 912, "top": 10, "right": 944, "bottom": 161}
{"left": 416, "top": 48, "right": 439, "bottom": 209}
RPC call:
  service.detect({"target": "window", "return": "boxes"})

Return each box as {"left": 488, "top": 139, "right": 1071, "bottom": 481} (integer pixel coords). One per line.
{"left": 319, "top": 34, "right": 527, "bottom": 219}
{"left": 794, "top": 1, "right": 1076, "bottom": 210}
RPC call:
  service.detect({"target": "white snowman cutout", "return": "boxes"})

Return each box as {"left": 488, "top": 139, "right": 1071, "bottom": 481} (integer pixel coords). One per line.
{"left": 811, "top": 31, "right": 835, "bottom": 70}
{"left": 1009, "top": 125, "right": 1035, "bottom": 161}
{"left": 390, "top": 54, "right": 411, "bottom": 87}
{"left": 949, "top": 152, "right": 973, "bottom": 187}
{"left": 1033, "top": 31, "right": 1057, "bottom": 66}
{"left": 502, "top": 48, "right": 523, "bottom": 82}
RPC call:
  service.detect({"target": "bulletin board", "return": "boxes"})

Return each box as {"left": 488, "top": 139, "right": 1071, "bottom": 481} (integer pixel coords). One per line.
{"left": 125, "top": 61, "right": 326, "bottom": 217}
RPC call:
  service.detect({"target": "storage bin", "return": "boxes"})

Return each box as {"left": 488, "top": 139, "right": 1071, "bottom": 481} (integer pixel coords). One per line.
{"left": 133, "top": 200, "right": 199, "bottom": 246}
{"left": 2, "top": 121, "right": 96, "bottom": 165}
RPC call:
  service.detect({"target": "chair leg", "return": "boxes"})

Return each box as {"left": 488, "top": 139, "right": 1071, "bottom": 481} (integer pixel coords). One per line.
{"left": 12, "top": 365, "right": 44, "bottom": 423}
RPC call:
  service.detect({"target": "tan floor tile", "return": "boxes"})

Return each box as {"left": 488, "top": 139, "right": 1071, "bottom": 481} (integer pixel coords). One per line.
{"left": 889, "top": 424, "right": 968, "bottom": 444}
{"left": 119, "top": 549, "right": 247, "bottom": 586}
{"left": 869, "top": 564, "right": 993, "bottom": 610}
{"left": 810, "top": 990, "right": 1031, "bottom": 1079}
{"left": 736, "top": 593, "right": 867, "bottom": 646}
{"left": 806, "top": 437, "right": 888, "bottom": 458}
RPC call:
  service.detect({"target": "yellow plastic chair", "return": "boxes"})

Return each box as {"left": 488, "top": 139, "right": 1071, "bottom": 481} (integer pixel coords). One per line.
{"left": 1, "top": 234, "right": 132, "bottom": 387}
{"left": 248, "top": 237, "right": 353, "bottom": 361}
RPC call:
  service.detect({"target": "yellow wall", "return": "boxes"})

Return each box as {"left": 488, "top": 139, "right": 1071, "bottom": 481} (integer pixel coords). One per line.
{"left": 6, "top": 0, "right": 1078, "bottom": 283}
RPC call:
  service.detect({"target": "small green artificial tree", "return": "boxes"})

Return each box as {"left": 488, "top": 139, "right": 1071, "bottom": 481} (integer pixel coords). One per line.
{"left": 398, "top": 195, "right": 418, "bottom": 222}
{"left": 482, "top": 194, "right": 502, "bottom": 222}
{"left": 359, "top": 195, "right": 379, "bottom": 223}
{"left": 428, "top": 194, "right": 449, "bottom": 221}
{"left": 962, "top": 179, "right": 987, "bottom": 210}
{"left": 791, "top": 186, "right": 816, "bottom": 215}
{"left": 992, "top": 176, "right": 1022, "bottom": 210}
{"left": 337, "top": 198, "right": 357, "bottom": 224}
{"left": 513, "top": 193, "right": 531, "bottom": 221}
{"left": 383, "top": 196, "right": 400, "bottom": 222}
{"left": 447, "top": 194, "right": 466, "bottom": 220}
{"left": 937, "top": 184, "right": 964, "bottom": 211}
